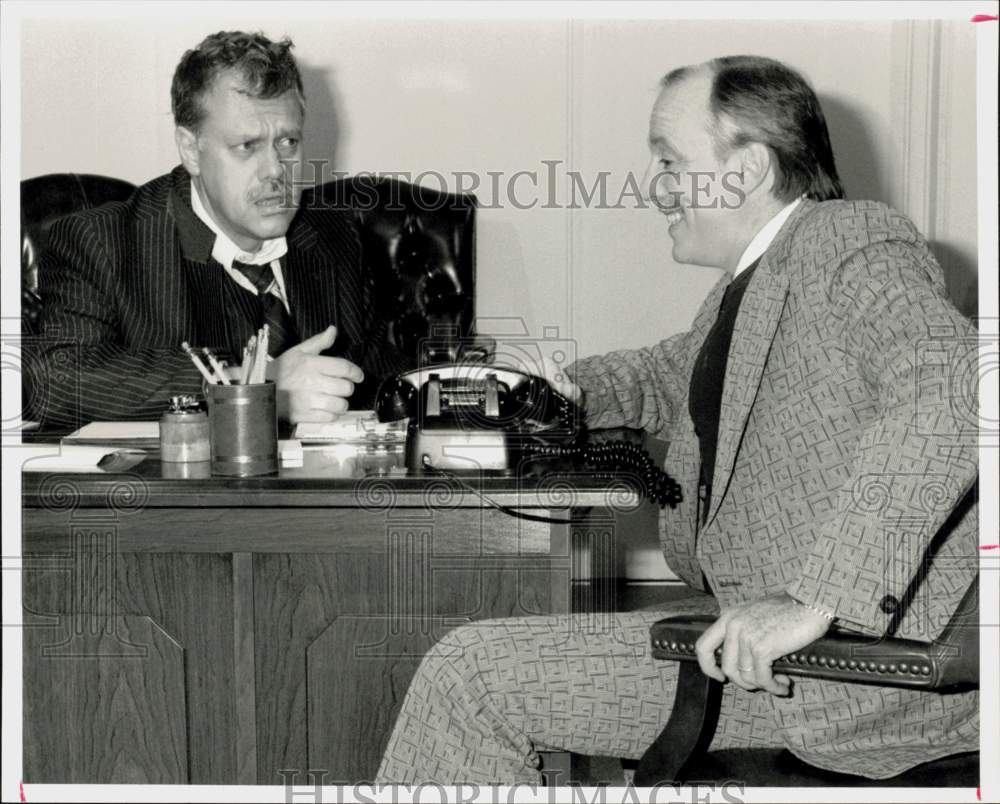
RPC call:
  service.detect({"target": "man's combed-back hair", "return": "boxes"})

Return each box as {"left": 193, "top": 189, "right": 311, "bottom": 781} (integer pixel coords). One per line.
{"left": 663, "top": 55, "right": 844, "bottom": 202}
{"left": 171, "top": 30, "right": 304, "bottom": 130}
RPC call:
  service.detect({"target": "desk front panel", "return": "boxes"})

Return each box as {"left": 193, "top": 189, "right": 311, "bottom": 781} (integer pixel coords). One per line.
{"left": 21, "top": 493, "right": 615, "bottom": 784}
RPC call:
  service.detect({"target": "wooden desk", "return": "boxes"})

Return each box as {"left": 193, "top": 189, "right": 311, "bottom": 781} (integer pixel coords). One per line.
{"left": 21, "top": 446, "right": 639, "bottom": 784}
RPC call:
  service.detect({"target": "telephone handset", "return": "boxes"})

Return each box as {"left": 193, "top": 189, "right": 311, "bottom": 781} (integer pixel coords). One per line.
{"left": 375, "top": 362, "right": 681, "bottom": 508}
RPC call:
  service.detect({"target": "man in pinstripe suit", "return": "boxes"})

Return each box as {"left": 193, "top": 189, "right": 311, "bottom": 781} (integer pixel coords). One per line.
{"left": 377, "top": 56, "right": 978, "bottom": 783}
{"left": 33, "top": 31, "right": 404, "bottom": 430}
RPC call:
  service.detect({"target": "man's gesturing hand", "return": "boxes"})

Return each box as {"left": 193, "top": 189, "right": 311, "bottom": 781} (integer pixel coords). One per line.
{"left": 695, "top": 593, "right": 833, "bottom": 696}
{"left": 267, "top": 325, "right": 364, "bottom": 423}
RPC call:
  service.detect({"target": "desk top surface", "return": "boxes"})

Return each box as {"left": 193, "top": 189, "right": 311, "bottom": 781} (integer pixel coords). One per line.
{"left": 21, "top": 442, "right": 644, "bottom": 510}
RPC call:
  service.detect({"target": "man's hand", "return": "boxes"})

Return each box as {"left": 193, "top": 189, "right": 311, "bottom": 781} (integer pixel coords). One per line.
{"left": 695, "top": 593, "right": 833, "bottom": 696}
{"left": 538, "top": 356, "right": 583, "bottom": 405}
{"left": 266, "top": 325, "right": 364, "bottom": 423}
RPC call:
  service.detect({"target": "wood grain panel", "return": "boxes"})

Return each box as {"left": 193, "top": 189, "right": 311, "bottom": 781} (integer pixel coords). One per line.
{"left": 21, "top": 468, "right": 638, "bottom": 510}
{"left": 23, "top": 550, "right": 240, "bottom": 783}
{"left": 24, "top": 507, "right": 553, "bottom": 554}
{"left": 306, "top": 616, "right": 468, "bottom": 781}
{"left": 253, "top": 553, "right": 386, "bottom": 784}
{"left": 233, "top": 552, "right": 259, "bottom": 784}
{"left": 23, "top": 615, "right": 188, "bottom": 783}
{"left": 252, "top": 535, "right": 569, "bottom": 783}
{"left": 112, "top": 552, "right": 239, "bottom": 784}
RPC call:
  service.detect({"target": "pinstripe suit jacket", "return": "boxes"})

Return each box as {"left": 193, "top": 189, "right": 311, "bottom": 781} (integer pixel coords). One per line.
{"left": 569, "top": 199, "right": 979, "bottom": 778}
{"left": 33, "top": 166, "right": 405, "bottom": 429}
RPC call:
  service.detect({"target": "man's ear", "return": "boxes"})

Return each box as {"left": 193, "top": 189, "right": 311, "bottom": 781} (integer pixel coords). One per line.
{"left": 175, "top": 126, "right": 201, "bottom": 176}
{"left": 736, "top": 142, "right": 774, "bottom": 197}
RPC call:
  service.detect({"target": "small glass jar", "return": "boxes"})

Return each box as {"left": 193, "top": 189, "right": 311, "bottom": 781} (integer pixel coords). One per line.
{"left": 159, "top": 395, "right": 210, "bottom": 463}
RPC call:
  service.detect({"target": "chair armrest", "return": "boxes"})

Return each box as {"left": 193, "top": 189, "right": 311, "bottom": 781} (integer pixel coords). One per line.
{"left": 650, "top": 615, "right": 977, "bottom": 692}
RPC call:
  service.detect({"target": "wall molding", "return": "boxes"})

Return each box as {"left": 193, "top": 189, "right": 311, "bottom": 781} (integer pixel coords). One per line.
{"left": 889, "top": 19, "right": 945, "bottom": 240}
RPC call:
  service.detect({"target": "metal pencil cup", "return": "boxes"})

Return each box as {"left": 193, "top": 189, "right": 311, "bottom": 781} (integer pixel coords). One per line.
{"left": 207, "top": 381, "right": 278, "bottom": 476}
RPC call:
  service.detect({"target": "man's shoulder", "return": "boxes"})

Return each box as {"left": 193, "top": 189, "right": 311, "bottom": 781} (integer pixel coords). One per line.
{"left": 794, "top": 198, "right": 923, "bottom": 245}
{"left": 52, "top": 168, "right": 181, "bottom": 235}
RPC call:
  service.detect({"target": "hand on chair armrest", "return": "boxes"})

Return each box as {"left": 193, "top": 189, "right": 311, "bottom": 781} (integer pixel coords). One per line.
{"left": 650, "top": 614, "right": 978, "bottom": 692}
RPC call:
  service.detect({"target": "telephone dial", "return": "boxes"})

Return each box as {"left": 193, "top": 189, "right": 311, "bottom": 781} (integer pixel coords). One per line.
{"left": 375, "top": 361, "right": 682, "bottom": 508}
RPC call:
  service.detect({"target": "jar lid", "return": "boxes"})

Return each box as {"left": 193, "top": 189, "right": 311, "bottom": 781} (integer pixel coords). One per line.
{"left": 168, "top": 395, "right": 204, "bottom": 413}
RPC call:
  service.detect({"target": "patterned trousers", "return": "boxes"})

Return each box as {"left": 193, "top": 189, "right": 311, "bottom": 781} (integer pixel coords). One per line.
{"left": 376, "top": 594, "right": 784, "bottom": 784}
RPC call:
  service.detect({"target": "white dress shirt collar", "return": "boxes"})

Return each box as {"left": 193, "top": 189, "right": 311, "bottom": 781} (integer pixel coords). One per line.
{"left": 190, "top": 180, "right": 288, "bottom": 268}
{"left": 190, "top": 180, "right": 290, "bottom": 310}
{"left": 734, "top": 196, "right": 803, "bottom": 277}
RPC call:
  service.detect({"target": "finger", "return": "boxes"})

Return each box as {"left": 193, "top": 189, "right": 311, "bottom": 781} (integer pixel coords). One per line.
{"left": 736, "top": 637, "right": 759, "bottom": 691}
{"left": 305, "top": 377, "right": 356, "bottom": 399}
{"left": 754, "top": 657, "right": 790, "bottom": 697}
{"left": 294, "top": 409, "right": 340, "bottom": 424}
{"left": 308, "top": 355, "right": 365, "bottom": 383}
{"left": 721, "top": 625, "right": 754, "bottom": 690}
{"left": 291, "top": 393, "right": 349, "bottom": 420}
{"left": 695, "top": 618, "right": 728, "bottom": 682}
{"left": 305, "top": 393, "right": 350, "bottom": 415}
{"left": 541, "top": 356, "right": 582, "bottom": 403}
{"left": 296, "top": 325, "right": 338, "bottom": 355}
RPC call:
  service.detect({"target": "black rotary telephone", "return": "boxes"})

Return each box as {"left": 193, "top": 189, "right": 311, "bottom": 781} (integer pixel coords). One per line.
{"left": 374, "top": 362, "right": 681, "bottom": 508}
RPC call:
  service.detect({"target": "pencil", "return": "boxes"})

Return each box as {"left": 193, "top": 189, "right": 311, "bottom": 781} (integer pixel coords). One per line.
{"left": 256, "top": 325, "right": 270, "bottom": 383}
{"left": 243, "top": 336, "right": 257, "bottom": 385}
{"left": 239, "top": 346, "right": 251, "bottom": 385}
{"left": 203, "top": 348, "right": 231, "bottom": 385}
{"left": 181, "top": 341, "right": 217, "bottom": 385}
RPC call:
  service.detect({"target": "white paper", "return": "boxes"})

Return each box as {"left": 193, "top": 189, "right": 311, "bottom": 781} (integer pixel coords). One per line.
{"left": 64, "top": 421, "right": 160, "bottom": 440}
{"left": 22, "top": 445, "right": 147, "bottom": 472}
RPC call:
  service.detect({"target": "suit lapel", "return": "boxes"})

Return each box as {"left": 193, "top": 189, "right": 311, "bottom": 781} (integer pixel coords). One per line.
{"left": 703, "top": 270, "right": 792, "bottom": 530}
{"left": 701, "top": 200, "right": 818, "bottom": 527}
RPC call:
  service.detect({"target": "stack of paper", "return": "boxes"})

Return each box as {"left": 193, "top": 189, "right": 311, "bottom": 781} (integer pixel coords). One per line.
{"left": 293, "top": 411, "right": 407, "bottom": 444}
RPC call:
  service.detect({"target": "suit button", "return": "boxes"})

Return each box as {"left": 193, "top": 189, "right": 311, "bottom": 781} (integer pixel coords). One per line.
{"left": 879, "top": 595, "right": 899, "bottom": 614}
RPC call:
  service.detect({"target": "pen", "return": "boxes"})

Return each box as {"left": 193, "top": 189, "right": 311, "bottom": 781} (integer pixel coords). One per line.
{"left": 181, "top": 341, "right": 217, "bottom": 385}
{"left": 203, "top": 348, "right": 231, "bottom": 385}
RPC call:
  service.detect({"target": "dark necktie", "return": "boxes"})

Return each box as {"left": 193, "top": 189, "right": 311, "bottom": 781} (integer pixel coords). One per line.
{"left": 231, "top": 260, "right": 298, "bottom": 357}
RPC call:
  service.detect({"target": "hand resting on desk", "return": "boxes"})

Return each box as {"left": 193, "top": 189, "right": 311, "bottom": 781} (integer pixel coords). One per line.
{"left": 261, "top": 325, "right": 364, "bottom": 423}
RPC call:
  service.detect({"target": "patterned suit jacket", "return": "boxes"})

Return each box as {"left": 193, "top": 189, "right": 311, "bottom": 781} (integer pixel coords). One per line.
{"left": 32, "top": 165, "right": 406, "bottom": 429}
{"left": 569, "top": 199, "right": 979, "bottom": 778}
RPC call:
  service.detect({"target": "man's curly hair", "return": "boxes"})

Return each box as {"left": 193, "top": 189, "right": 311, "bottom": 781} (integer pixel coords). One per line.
{"left": 171, "top": 30, "right": 305, "bottom": 129}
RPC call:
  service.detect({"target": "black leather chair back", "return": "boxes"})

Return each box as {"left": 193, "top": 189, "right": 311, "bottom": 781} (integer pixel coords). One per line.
{"left": 304, "top": 176, "right": 476, "bottom": 365}
{"left": 21, "top": 173, "right": 137, "bottom": 335}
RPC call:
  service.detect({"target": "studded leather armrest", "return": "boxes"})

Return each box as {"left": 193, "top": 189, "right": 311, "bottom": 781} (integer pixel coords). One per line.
{"left": 650, "top": 580, "right": 978, "bottom": 693}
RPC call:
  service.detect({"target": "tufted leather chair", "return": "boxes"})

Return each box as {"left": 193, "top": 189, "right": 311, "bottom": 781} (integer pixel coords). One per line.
{"left": 21, "top": 173, "right": 138, "bottom": 336}
{"left": 20, "top": 174, "right": 137, "bottom": 427}
{"left": 303, "top": 175, "right": 476, "bottom": 366}
{"left": 634, "top": 576, "right": 980, "bottom": 787}
{"left": 21, "top": 173, "right": 476, "bottom": 426}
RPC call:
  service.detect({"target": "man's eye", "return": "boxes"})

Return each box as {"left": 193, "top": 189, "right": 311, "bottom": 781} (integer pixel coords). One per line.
{"left": 234, "top": 142, "right": 254, "bottom": 153}
{"left": 278, "top": 138, "right": 300, "bottom": 153}
{"left": 659, "top": 159, "right": 673, "bottom": 168}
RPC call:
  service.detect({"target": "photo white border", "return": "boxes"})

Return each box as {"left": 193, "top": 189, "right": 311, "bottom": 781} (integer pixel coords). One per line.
{"left": 2, "top": 2, "right": 997, "bottom": 803}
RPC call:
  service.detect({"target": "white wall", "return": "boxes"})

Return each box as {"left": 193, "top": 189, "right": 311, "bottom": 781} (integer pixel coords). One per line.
{"left": 20, "top": 17, "right": 977, "bottom": 351}
{"left": 17, "top": 14, "right": 980, "bottom": 580}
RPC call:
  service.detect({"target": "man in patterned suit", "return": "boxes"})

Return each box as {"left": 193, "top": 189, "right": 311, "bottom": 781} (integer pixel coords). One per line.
{"left": 377, "top": 56, "right": 978, "bottom": 782}
{"left": 33, "top": 31, "right": 403, "bottom": 430}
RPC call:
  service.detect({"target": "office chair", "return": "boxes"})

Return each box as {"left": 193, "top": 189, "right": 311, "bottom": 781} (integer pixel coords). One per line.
{"left": 21, "top": 173, "right": 138, "bottom": 335}
{"left": 20, "top": 174, "right": 138, "bottom": 427}
{"left": 634, "top": 576, "right": 980, "bottom": 787}
{"left": 303, "top": 175, "right": 477, "bottom": 367}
